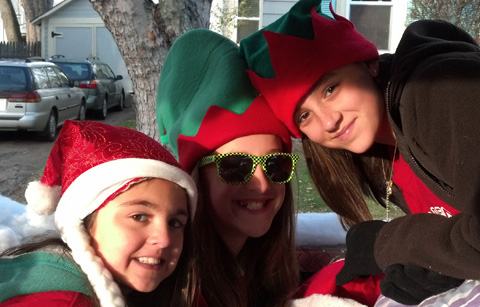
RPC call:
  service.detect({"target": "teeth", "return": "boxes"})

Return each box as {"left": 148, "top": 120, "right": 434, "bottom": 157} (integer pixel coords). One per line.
{"left": 240, "top": 202, "right": 265, "bottom": 210}
{"left": 137, "top": 257, "right": 161, "bottom": 265}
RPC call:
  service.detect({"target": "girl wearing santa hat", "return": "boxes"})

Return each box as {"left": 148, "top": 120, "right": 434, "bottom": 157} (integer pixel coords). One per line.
{"left": 0, "top": 120, "right": 197, "bottom": 307}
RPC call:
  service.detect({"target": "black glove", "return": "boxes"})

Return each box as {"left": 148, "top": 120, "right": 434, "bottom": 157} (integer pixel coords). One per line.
{"left": 380, "top": 263, "right": 464, "bottom": 305}
{"left": 336, "top": 220, "right": 386, "bottom": 285}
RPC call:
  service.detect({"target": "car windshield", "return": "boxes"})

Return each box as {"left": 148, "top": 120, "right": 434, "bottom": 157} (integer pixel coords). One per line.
{"left": 55, "top": 63, "right": 90, "bottom": 80}
{"left": 0, "top": 67, "right": 28, "bottom": 92}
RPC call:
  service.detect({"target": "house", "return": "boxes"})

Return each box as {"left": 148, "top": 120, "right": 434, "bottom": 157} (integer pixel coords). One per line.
{"left": 31, "top": 0, "right": 133, "bottom": 97}
{"left": 210, "top": 0, "right": 409, "bottom": 54}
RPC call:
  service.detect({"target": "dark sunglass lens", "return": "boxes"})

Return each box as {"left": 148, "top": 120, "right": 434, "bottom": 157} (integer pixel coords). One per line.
{"left": 265, "top": 155, "right": 293, "bottom": 183}
{"left": 219, "top": 155, "right": 253, "bottom": 184}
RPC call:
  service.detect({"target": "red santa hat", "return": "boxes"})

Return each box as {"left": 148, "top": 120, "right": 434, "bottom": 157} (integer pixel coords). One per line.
{"left": 25, "top": 120, "right": 197, "bottom": 307}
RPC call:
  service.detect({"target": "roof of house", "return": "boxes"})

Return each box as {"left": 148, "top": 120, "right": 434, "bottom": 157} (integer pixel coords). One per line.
{"left": 31, "top": 0, "right": 75, "bottom": 25}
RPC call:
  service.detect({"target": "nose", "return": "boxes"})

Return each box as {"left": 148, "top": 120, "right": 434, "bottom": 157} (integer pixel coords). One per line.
{"left": 244, "top": 164, "right": 270, "bottom": 192}
{"left": 317, "top": 106, "right": 341, "bottom": 133}
{"left": 147, "top": 222, "right": 171, "bottom": 248}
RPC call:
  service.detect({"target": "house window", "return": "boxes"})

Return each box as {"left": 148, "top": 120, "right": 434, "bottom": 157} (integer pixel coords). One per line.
{"left": 236, "top": 0, "right": 261, "bottom": 43}
{"left": 347, "top": 0, "right": 393, "bottom": 51}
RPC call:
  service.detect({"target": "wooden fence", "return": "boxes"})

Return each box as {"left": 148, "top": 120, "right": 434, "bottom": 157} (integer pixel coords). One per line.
{"left": 0, "top": 41, "right": 41, "bottom": 58}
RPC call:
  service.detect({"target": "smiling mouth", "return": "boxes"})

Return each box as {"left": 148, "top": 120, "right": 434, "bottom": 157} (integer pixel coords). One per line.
{"left": 136, "top": 257, "right": 163, "bottom": 265}
{"left": 239, "top": 201, "right": 267, "bottom": 210}
{"left": 334, "top": 120, "right": 354, "bottom": 140}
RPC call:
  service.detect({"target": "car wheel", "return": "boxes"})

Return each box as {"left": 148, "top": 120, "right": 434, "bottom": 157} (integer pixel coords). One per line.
{"left": 115, "top": 92, "right": 124, "bottom": 111}
{"left": 43, "top": 111, "right": 57, "bottom": 142}
{"left": 78, "top": 101, "right": 86, "bottom": 121}
{"left": 97, "top": 97, "right": 108, "bottom": 120}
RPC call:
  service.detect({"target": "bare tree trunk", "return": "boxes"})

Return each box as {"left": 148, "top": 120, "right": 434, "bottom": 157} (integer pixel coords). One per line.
{"left": 90, "top": 0, "right": 212, "bottom": 140}
{"left": 0, "top": 0, "right": 23, "bottom": 41}
{"left": 20, "top": 0, "right": 53, "bottom": 42}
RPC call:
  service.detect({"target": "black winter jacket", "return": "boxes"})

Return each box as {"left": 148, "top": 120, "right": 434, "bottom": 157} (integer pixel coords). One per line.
{"left": 374, "top": 19, "right": 480, "bottom": 279}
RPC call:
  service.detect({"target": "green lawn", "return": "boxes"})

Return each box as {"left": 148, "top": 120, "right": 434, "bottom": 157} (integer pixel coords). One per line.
{"left": 291, "top": 139, "right": 390, "bottom": 220}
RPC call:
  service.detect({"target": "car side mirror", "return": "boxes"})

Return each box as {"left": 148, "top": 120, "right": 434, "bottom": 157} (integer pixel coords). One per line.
{"left": 116, "top": 75, "right": 123, "bottom": 80}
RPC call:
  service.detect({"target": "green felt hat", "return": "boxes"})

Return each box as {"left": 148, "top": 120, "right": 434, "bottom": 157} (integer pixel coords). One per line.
{"left": 156, "top": 29, "right": 292, "bottom": 172}
{"left": 238, "top": 0, "right": 378, "bottom": 137}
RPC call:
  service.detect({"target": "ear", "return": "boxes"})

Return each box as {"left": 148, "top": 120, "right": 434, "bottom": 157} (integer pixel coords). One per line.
{"left": 366, "top": 60, "right": 379, "bottom": 77}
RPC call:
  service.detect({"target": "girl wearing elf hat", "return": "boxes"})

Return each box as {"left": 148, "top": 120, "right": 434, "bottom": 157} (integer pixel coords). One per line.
{"left": 156, "top": 27, "right": 299, "bottom": 307}
{"left": 0, "top": 120, "right": 197, "bottom": 307}
{"left": 157, "top": 28, "right": 371, "bottom": 307}
{"left": 238, "top": 0, "right": 480, "bottom": 305}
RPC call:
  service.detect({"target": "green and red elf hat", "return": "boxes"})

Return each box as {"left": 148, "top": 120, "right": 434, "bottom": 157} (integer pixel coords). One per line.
{"left": 238, "top": 0, "right": 379, "bottom": 138}
{"left": 156, "top": 29, "right": 292, "bottom": 173}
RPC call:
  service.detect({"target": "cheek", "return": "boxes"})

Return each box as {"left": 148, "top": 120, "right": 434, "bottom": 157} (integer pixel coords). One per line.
{"left": 201, "top": 167, "right": 235, "bottom": 208}
{"left": 170, "top": 232, "right": 185, "bottom": 258}
{"left": 273, "top": 184, "right": 286, "bottom": 210}
{"left": 90, "top": 222, "right": 130, "bottom": 269}
{"left": 301, "top": 124, "right": 325, "bottom": 144}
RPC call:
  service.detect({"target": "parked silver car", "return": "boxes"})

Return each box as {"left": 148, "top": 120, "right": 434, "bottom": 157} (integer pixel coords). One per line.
{"left": 0, "top": 58, "right": 86, "bottom": 141}
{"left": 49, "top": 55, "right": 124, "bottom": 120}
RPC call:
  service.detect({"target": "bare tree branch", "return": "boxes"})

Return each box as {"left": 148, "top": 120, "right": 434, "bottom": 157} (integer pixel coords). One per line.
{"left": 409, "top": 0, "right": 480, "bottom": 41}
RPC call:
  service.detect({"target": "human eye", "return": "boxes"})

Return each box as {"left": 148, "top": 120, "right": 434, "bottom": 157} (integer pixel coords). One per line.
{"left": 297, "top": 111, "right": 310, "bottom": 124}
{"left": 169, "top": 217, "right": 187, "bottom": 229}
{"left": 325, "top": 84, "right": 337, "bottom": 97}
{"left": 131, "top": 213, "right": 149, "bottom": 222}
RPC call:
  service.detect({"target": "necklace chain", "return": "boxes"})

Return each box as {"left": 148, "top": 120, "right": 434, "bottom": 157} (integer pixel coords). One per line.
{"left": 384, "top": 144, "right": 397, "bottom": 222}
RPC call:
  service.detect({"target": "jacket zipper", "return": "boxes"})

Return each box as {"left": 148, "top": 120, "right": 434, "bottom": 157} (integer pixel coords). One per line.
{"left": 385, "top": 81, "right": 454, "bottom": 198}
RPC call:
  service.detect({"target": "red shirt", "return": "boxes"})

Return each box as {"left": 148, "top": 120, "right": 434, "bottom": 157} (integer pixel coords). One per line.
{"left": 393, "top": 154, "right": 460, "bottom": 217}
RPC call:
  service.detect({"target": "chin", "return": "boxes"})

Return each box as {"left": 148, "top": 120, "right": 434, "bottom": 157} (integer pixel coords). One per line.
{"left": 132, "top": 283, "right": 160, "bottom": 293}
{"left": 348, "top": 139, "right": 375, "bottom": 154}
{"left": 247, "top": 225, "right": 273, "bottom": 238}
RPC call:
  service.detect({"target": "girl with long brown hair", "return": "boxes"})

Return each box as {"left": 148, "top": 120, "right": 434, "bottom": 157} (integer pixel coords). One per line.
{"left": 0, "top": 120, "right": 197, "bottom": 307}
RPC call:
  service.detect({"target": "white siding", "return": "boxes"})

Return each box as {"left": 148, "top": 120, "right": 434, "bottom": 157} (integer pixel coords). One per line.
{"left": 262, "top": 0, "right": 335, "bottom": 27}
{"left": 262, "top": 0, "right": 297, "bottom": 27}
{"left": 53, "top": 0, "right": 101, "bottom": 19}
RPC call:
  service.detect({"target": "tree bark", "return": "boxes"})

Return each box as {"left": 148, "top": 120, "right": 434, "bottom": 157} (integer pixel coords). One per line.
{"left": 90, "top": 0, "right": 212, "bottom": 140}
{"left": 20, "top": 0, "right": 53, "bottom": 42}
{"left": 0, "top": 0, "right": 23, "bottom": 41}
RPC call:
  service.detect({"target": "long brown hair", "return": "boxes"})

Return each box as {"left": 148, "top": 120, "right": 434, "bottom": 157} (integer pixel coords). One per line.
{"left": 301, "top": 138, "right": 406, "bottom": 227}
{"left": 192, "top": 169, "right": 299, "bottom": 307}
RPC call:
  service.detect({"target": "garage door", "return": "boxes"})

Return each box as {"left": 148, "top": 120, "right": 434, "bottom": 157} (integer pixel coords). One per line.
{"left": 54, "top": 26, "right": 93, "bottom": 59}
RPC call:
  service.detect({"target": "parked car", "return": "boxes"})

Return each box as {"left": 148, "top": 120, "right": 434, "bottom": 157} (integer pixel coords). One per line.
{"left": 48, "top": 55, "right": 125, "bottom": 119}
{"left": 0, "top": 58, "right": 86, "bottom": 141}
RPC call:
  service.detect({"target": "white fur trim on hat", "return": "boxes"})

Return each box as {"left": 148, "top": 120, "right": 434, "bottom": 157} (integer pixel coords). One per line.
{"left": 290, "top": 294, "right": 367, "bottom": 307}
{"left": 55, "top": 157, "right": 197, "bottom": 225}
{"left": 25, "top": 181, "right": 62, "bottom": 216}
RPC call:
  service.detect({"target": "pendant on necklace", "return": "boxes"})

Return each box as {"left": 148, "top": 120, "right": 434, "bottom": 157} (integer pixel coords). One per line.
{"left": 386, "top": 180, "right": 393, "bottom": 196}
{"left": 384, "top": 180, "right": 393, "bottom": 221}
